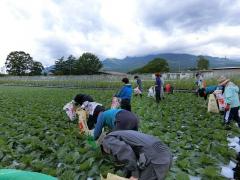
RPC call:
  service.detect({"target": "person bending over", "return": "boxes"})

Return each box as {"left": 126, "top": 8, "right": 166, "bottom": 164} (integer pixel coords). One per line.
{"left": 94, "top": 109, "right": 139, "bottom": 140}
{"left": 81, "top": 101, "right": 105, "bottom": 130}
{"left": 198, "top": 85, "right": 223, "bottom": 100}
{"left": 101, "top": 130, "right": 172, "bottom": 180}
{"left": 73, "top": 93, "right": 94, "bottom": 106}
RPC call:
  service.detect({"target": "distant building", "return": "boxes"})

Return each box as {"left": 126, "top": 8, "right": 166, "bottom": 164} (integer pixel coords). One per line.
{"left": 211, "top": 67, "right": 240, "bottom": 77}
{"left": 162, "top": 72, "right": 192, "bottom": 80}
{"left": 99, "top": 71, "right": 128, "bottom": 76}
{"left": 159, "top": 67, "right": 240, "bottom": 80}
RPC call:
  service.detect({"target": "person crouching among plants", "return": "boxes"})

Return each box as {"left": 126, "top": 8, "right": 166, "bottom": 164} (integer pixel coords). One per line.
{"left": 198, "top": 85, "right": 223, "bottom": 100}
{"left": 73, "top": 93, "right": 94, "bottom": 106}
{"left": 80, "top": 101, "right": 105, "bottom": 130}
{"left": 218, "top": 76, "right": 240, "bottom": 127}
{"left": 100, "top": 130, "right": 172, "bottom": 180}
{"left": 115, "top": 78, "right": 133, "bottom": 111}
{"left": 73, "top": 94, "right": 105, "bottom": 130}
{"left": 64, "top": 93, "right": 94, "bottom": 121}
{"left": 93, "top": 109, "right": 139, "bottom": 140}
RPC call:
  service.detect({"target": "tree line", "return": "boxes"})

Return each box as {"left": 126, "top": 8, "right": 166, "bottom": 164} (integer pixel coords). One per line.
{"left": 4, "top": 51, "right": 209, "bottom": 76}
{"left": 53, "top": 53, "right": 102, "bottom": 75}
{"left": 4, "top": 51, "right": 103, "bottom": 76}
{"left": 5, "top": 51, "right": 44, "bottom": 76}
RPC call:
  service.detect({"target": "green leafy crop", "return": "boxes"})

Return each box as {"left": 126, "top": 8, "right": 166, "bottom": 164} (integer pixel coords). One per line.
{"left": 0, "top": 86, "right": 238, "bottom": 179}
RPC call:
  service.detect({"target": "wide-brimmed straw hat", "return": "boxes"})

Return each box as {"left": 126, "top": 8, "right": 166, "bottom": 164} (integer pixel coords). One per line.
{"left": 218, "top": 76, "right": 230, "bottom": 86}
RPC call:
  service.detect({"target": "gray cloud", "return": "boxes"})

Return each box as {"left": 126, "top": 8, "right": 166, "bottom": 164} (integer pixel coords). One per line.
{"left": 52, "top": 0, "right": 103, "bottom": 33}
{"left": 138, "top": 0, "right": 240, "bottom": 33}
{"left": 39, "top": 37, "right": 71, "bottom": 59}
{"left": 213, "top": 36, "right": 240, "bottom": 47}
{"left": 1, "top": 0, "right": 240, "bottom": 67}
{"left": 42, "top": 10, "right": 57, "bottom": 30}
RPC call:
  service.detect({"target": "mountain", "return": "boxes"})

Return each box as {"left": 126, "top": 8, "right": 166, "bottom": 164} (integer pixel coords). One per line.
{"left": 43, "top": 65, "right": 55, "bottom": 73}
{"left": 102, "top": 53, "right": 240, "bottom": 73}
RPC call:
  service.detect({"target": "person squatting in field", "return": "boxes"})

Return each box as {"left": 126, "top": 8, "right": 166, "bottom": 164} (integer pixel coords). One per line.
{"left": 218, "top": 76, "right": 240, "bottom": 126}
{"left": 93, "top": 109, "right": 139, "bottom": 140}
{"left": 73, "top": 94, "right": 105, "bottom": 129}
{"left": 115, "top": 78, "right": 133, "bottom": 111}
{"left": 155, "top": 73, "right": 162, "bottom": 103}
{"left": 134, "top": 76, "right": 143, "bottom": 98}
{"left": 100, "top": 130, "right": 172, "bottom": 180}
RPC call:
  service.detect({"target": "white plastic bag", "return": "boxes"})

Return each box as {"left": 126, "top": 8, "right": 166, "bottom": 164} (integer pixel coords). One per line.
{"left": 214, "top": 90, "right": 225, "bottom": 111}
{"left": 228, "top": 142, "right": 240, "bottom": 153}
{"left": 148, "top": 86, "right": 155, "bottom": 98}
{"left": 63, "top": 101, "right": 76, "bottom": 121}
{"left": 81, "top": 101, "right": 102, "bottom": 116}
{"left": 111, "top": 97, "right": 120, "bottom": 109}
{"left": 134, "top": 87, "right": 142, "bottom": 95}
{"left": 227, "top": 137, "right": 240, "bottom": 144}
{"left": 221, "top": 166, "right": 234, "bottom": 179}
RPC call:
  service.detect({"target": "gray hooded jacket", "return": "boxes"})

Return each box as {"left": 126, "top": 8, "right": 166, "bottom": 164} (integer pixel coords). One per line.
{"left": 101, "top": 130, "right": 172, "bottom": 178}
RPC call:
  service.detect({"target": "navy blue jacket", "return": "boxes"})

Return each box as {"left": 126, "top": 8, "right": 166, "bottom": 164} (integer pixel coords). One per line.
{"left": 155, "top": 77, "right": 161, "bottom": 91}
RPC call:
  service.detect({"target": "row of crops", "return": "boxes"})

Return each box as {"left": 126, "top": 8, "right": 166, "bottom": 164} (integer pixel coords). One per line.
{"left": 0, "top": 86, "right": 239, "bottom": 179}
{"left": 0, "top": 75, "right": 240, "bottom": 90}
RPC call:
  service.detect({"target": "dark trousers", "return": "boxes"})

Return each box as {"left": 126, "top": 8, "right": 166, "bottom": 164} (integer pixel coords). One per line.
{"left": 87, "top": 105, "right": 105, "bottom": 130}
{"left": 114, "top": 110, "right": 139, "bottom": 131}
{"left": 224, "top": 107, "right": 240, "bottom": 125}
{"left": 120, "top": 99, "right": 131, "bottom": 112}
{"left": 155, "top": 89, "right": 161, "bottom": 103}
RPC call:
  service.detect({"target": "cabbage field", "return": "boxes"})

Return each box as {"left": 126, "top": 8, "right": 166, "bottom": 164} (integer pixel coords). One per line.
{"left": 0, "top": 85, "right": 239, "bottom": 180}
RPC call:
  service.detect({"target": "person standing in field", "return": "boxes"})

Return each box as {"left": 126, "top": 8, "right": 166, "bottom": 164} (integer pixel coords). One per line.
{"left": 155, "top": 73, "right": 162, "bottom": 103}
{"left": 100, "top": 130, "right": 172, "bottom": 180}
{"left": 160, "top": 74, "right": 165, "bottom": 100}
{"left": 134, "top": 76, "right": 143, "bottom": 98}
{"left": 115, "top": 77, "right": 133, "bottom": 111}
{"left": 195, "top": 73, "right": 206, "bottom": 96}
{"left": 218, "top": 76, "right": 240, "bottom": 127}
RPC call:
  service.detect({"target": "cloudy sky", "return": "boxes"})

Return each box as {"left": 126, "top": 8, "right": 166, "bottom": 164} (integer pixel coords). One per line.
{"left": 0, "top": 0, "right": 240, "bottom": 67}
